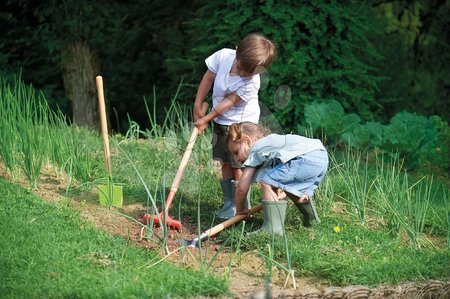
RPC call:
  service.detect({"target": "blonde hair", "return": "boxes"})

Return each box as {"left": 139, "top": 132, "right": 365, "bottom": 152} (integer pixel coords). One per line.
{"left": 227, "top": 122, "right": 270, "bottom": 145}
{"left": 236, "top": 33, "right": 276, "bottom": 74}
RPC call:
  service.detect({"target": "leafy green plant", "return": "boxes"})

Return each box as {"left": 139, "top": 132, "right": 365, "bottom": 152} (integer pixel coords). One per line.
{"left": 302, "top": 100, "right": 450, "bottom": 171}
{"left": 0, "top": 79, "right": 20, "bottom": 178}
{"left": 383, "top": 111, "right": 437, "bottom": 169}
{"left": 0, "top": 77, "right": 104, "bottom": 188}
{"left": 302, "top": 100, "right": 361, "bottom": 147}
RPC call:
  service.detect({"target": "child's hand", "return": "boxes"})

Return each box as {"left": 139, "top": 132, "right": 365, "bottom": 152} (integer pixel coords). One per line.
{"left": 193, "top": 107, "right": 203, "bottom": 122}
{"left": 194, "top": 102, "right": 209, "bottom": 122}
{"left": 194, "top": 117, "right": 208, "bottom": 134}
{"left": 237, "top": 208, "right": 250, "bottom": 217}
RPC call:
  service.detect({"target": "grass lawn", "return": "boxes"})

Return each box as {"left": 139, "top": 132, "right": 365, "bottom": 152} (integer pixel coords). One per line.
{"left": 0, "top": 177, "right": 229, "bottom": 298}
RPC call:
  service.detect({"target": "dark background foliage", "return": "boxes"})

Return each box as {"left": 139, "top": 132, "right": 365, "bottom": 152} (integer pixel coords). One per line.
{"left": 0, "top": 0, "right": 448, "bottom": 132}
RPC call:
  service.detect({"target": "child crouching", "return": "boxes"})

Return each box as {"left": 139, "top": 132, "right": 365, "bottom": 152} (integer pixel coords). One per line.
{"left": 226, "top": 122, "right": 329, "bottom": 235}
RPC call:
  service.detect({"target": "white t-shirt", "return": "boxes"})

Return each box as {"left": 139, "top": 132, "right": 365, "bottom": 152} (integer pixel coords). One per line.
{"left": 205, "top": 48, "right": 260, "bottom": 125}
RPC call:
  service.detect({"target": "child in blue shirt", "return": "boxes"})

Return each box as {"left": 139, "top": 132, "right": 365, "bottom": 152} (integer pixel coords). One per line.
{"left": 227, "top": 122, "right": 329, "bottom": 234}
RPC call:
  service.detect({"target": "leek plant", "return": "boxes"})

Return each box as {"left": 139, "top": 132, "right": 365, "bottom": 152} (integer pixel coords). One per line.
{"left": 119, "top": 146, "right": 165, "bottom": 246}
{"left": 446, "top": 192, "right": 450, "bottom": 249}
{"left": 373, "top": 153, "right": 433, "bottom": 248}
{"left": 3, "top": 79, "right": 48, "bottom": 187}
{"left": 0, "top": 80, "right": 20, "bottom": 178}
{"left": 334, "top": 148, "right": 372, "bottom": 224}
{"left": 0, "top": 77, "right": 101, "bottom": 188}
{"left": 373, "top": 154, "right": 403, "bottom": 233}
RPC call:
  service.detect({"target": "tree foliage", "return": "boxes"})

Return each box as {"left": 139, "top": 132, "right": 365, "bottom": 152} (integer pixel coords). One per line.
{"left": 0, "top": 0, "right": 448, "bottom": 131}
{"left": 373, "top": 0, "right": 450, "bottom": 121}
{"left": 0, "top": 0, "right": 199, "bottom": 129}
{"left": 181, "top": 0, "right": 385, "bottom": 128}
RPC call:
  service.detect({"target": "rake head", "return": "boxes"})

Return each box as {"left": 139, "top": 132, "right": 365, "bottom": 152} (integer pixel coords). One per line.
{"left": 142, "top": 212, "right": 181, "bottom": 231}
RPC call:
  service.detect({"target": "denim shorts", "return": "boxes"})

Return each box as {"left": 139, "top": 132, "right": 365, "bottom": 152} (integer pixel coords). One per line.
{"left": 261, "top": 149, "right": 329, "bottom": 197}
{"left": 211, "top": 123, "right": 241, "bottom": 168}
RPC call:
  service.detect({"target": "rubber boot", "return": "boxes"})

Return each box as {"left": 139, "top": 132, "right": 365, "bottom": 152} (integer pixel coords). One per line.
{"left": 215, "top": 179, "right": 234, "bottom": 216}
{"left": 255, "top": 200, "right": 287, "bottom": 236}
{"left": 295, "top": 198, "right": 320, "bottom": 227}
{"left": 217, "top": 179, "right": 236, "bottom": 219}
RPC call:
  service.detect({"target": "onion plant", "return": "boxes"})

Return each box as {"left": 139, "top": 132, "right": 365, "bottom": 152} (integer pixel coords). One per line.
{"left": 373, "top": 153, "right": 433, "bottom": 248}
{"left": 446, "top": 192, "right": 450, "bottom": 249}
{"left": 2, "top": 78, "right": 48, "bottom": 187}
{"left": 0, "top": 77, "right": 101, "bottom": 188}
{"left": 0, "top": 80, "right": 20, "bottom": 178}
{"left": 334, "top": 148, "right": 373, "bottom": 224}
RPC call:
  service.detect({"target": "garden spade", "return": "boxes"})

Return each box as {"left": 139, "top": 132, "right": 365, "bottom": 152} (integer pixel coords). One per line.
{"left": 183, "top": 204, "right": 263, "bottom": 248}
{"left": 142, "top": 102, "right": 209, "bottom": 230}
{"left": 96, "top": 76, "right": 123, "bottom": 208}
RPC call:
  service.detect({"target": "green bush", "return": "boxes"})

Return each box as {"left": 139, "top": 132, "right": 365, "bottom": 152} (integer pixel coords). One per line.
{"left": 184, "top": 0, "right": 383, "bottom": 128}
{"left": 301, "top": 100, "right": 449, "bottom": 170}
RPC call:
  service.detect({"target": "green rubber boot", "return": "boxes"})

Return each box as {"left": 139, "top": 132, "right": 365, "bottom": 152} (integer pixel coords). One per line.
{"left": 258, "top": 200, "right": 287, "bottom": 235}
{"left": 217, "top": 179, "right": 236, "bottom": 219}
{"left": 215, "top": 179, "right": 234, "bottom": 216}
{"left": 295, "top": 198, "right": 320, "bottom": 227}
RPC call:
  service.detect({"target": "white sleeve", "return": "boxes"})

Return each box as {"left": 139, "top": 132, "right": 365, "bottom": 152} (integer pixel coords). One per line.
{"left": 236, "top": 75, "right": 260, "bottom": 102}
{"left": 205, "top": 49, "right": 223, "bottom": 74}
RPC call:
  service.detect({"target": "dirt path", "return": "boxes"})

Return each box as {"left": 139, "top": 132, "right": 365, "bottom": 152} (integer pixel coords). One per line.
{"left": 1, "top": 164, "right": 449, "bottom": 298}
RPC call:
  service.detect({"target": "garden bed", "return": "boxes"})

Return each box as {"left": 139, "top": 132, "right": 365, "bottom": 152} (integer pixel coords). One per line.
{"left": 1, "top": 162, "right": 449, "bottom": 298}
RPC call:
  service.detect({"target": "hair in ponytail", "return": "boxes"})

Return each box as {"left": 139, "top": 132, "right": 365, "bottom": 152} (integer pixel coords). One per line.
{"left": 227, "top": 122, "right": 270, "bottom": 144}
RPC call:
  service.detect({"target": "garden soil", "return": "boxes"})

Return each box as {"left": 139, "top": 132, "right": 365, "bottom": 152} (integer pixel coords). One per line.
{"left": 1, "top": 163, "right": 449, "bottom": 298}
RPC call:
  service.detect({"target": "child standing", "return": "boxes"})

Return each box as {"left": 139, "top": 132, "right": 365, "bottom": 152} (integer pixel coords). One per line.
{"left": 193, "top": 33, "right": 276, "bottom": 219}
{"left": 227, "top": 122, "right": 329, "bottom": 235}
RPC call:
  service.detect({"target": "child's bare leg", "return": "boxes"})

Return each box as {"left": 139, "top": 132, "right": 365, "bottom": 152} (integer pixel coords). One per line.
{"left": 259, "top": 182, "right": 284, "bottom": 201}
{"left": 221, "top": 161, "right": 234, "bottom": 180}
{"left": 233, "top": 167, "right": 242, "bottom": 181}
{"left": 285, "top": 192, "right": 309, "bottom": 203}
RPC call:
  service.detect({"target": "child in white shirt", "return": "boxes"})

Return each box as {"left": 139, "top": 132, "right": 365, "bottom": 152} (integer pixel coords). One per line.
{"left": 194, "top": 34, "right": 276, "bottom": 219}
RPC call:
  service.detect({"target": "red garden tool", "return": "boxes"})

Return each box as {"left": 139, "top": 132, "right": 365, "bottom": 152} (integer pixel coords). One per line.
{"left": 142, "top": 102, "right": 208, "bottom": 230}
{"left": 182, "top": 204, "right": 263, "bottom": 248}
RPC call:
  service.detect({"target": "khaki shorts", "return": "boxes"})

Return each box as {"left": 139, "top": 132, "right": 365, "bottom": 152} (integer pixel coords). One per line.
{"left": 212, "top": 123, "right": 241, "bottom": 168}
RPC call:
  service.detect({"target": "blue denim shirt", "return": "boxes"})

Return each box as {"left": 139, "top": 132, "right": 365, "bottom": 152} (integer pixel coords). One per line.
{"left": 243, "top": 134, "right": 326, "bottom": 168}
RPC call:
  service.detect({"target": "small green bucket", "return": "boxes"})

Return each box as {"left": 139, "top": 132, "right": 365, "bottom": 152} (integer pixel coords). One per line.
{"left": 98, "top": 182, "right": 123, "bottom": 208}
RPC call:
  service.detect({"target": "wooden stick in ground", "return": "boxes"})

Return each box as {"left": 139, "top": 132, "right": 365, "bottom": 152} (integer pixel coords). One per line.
{"left": 96, "top": 76, "right": 112, "bottom": 175}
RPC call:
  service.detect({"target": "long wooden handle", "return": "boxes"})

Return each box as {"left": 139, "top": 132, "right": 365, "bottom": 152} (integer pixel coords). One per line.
{"left": 170, "top": 127, "right": 198, "bottom": 191}
{"left": 196, "top": 204, "right": 263, "bottom": 242}
{"left": 169, "top": 102, "right": 209, "bottom": 192}
{"left": 164, "top": 102, "right": 209, "bottom": 210}
{"left": 96, "top": 76, "right": 112, "bottom": 174}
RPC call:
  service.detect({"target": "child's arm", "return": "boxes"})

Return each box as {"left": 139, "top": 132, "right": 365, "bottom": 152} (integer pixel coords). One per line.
{"left": 194, "top": 70, "right": 216, "bottom": 122}
{"left": 195, "top": 92, "right": 242, "bottom": 134}
{"left": 235, "top": 166, "right": 256, "bottom": 215}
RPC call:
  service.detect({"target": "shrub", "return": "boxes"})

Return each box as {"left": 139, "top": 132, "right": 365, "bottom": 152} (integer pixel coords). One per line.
{"left": 301, "top": 100, "right": 449, "bottom": 170}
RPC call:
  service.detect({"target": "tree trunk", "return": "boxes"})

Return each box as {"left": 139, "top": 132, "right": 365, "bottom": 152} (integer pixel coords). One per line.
{"left": 61, "top": 39, "right": 101, "bottom": 129}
